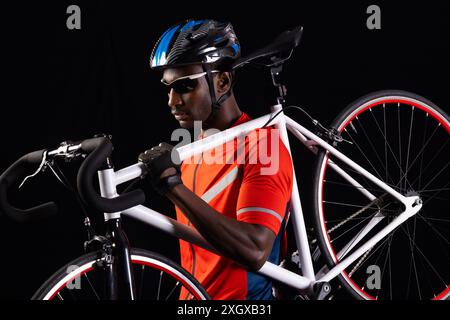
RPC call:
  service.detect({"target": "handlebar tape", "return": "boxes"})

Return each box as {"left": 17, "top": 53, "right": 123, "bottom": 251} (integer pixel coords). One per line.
{"left": 0, "top": 150, "right": 58, "bottom": 223}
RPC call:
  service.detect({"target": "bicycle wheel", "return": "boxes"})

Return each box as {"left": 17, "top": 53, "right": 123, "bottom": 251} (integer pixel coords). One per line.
{"left": 312, "top": 90, "right": 449, "bottom": 300}
{"left": 32, "top": 248, "right": 210, "bottom": 300}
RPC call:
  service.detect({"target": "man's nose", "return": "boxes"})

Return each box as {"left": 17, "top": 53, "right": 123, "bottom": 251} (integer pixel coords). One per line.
{"left": 168, "top": 89, "right": 183, "bottom": 108}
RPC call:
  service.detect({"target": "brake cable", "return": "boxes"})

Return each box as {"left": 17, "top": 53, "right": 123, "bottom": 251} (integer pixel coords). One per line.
{"left": 262, "top": 105, "right": 352, "bottom": 146}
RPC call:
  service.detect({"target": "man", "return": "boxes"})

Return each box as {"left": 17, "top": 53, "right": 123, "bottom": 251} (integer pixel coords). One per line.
{"left": 139, "top": 19, "right": 293, "bottom": 300}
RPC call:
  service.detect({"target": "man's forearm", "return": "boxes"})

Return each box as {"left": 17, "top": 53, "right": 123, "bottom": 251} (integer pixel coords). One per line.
{"left": 167, "top": 184, "right": 274, "bottom": 270}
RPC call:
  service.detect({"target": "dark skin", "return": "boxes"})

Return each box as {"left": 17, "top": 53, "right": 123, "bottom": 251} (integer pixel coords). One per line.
{"left": 159, "top": 64, "right": 276, "bottom": 271}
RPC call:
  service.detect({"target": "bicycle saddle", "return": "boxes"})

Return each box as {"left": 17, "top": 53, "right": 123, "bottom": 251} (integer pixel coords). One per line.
{"left": 234, "top": 25, "right": 303, "bottom": 69}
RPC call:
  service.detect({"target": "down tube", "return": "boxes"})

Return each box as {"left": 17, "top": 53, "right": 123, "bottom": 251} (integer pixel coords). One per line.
{"left": 122, "top": 204, "right": 314, "bottom": 291}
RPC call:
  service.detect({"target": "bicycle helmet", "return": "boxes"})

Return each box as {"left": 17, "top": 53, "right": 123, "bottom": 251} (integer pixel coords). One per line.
{"left": 150, "top": 19, "right": 241, "bottom": 122}
{"left": 150, "top": 19, "right": 240, "bottom": 70}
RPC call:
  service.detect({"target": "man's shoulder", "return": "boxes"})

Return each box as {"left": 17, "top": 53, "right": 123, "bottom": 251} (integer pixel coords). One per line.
{"left": 240, "top": 126, "right": 293, "bottom": 179}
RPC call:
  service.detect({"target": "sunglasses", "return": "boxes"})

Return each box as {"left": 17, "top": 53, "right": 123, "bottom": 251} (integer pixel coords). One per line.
{"left": 161, "top": 71, "right": 219, "bottom": 94}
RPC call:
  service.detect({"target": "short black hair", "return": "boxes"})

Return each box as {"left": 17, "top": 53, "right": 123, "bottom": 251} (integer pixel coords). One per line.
{"left": 212, "top": 58, "right": 237, "bottom": 86}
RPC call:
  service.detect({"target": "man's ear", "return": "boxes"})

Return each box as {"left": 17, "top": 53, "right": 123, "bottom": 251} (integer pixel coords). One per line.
{"left": 215, "top": 71, "right": 232, "bottom": 94}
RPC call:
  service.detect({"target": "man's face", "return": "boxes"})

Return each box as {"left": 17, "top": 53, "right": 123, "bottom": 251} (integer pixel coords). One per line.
{"left": 162, "top": 65, "right": 213, "bottom": 129}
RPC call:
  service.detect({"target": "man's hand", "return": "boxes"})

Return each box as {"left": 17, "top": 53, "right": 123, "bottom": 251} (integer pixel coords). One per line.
{"left": 138, "top": 143, "right": 182, "bottom": 195}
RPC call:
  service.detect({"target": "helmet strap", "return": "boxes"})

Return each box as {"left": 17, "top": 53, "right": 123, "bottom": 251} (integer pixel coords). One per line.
{"left": 202, "top": 63, "right": 233, "bottom": 127}
{"left": 203, "top": 63, "right": 220, "bottom": 110}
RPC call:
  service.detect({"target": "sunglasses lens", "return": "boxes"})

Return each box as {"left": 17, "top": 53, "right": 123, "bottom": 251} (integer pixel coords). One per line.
{"left": 171, "top": 78, "right": 198, "bottom": 94}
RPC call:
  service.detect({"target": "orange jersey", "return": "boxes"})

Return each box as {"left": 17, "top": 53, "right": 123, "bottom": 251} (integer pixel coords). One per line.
{"left": 176, "top": 113, "right": 293, "bottom": 300}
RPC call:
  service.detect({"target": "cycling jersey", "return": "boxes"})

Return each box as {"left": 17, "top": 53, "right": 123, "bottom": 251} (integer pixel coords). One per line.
{"left": 175, "top": 112, "right": 293, "bottom": 300}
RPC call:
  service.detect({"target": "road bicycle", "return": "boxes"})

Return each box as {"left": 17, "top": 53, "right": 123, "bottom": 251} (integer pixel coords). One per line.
{"left": 0, "top": 26, "right": 448, "bottom": 300}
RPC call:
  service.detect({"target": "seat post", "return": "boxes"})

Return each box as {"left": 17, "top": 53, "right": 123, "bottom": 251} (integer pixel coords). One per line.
{"left": 270, "top": 64, "right": 288, "bottom": 106}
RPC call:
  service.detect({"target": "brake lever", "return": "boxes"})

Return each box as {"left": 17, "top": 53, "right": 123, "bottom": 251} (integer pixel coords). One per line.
{"left": 48, "top": 141, "right": 84, "bottom": 162}
{"left": 19, "top": 150, "right": 48, "bottom": 189}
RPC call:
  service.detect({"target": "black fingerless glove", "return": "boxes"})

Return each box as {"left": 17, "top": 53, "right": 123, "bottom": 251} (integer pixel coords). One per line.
{"left": 138, "top": 143, "right": 183, "bottom": 195}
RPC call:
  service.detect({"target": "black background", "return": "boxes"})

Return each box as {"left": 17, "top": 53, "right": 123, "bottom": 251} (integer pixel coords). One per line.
{"left": 0, "top": 1, "right": 449, "bottom": 299}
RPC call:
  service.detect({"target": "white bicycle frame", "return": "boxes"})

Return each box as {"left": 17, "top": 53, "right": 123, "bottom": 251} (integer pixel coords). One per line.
{"left": 97, "top": 104, "right": 423, "bottom": 295}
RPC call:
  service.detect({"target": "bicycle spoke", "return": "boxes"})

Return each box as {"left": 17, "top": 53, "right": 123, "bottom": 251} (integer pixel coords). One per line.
{"left": 416, "top": 212, "right": 450, "bottom": 246}
{"left": 388, "top": 231, "right": 393, "bottom": 300}
{"left": 84, "top": 274, "right": 100, "bottom": 300}
{"left": 421, "top": 195, "right": 450, "bottom": 203}
{"left": 331, "top": 212, "right": 375, "bottom": 244}
{"left": 348, "top": 247, "right": 373, "bottom": 278}
{"left": 138, "top": 265, "right": 145, "bottom": 300}
{"left": 324, "top": 201, "right": 395, "bottom": 237}
{"left": 417, "top": 211, "right": 450, "bottom": 269}
{"left": 157, "top": 271, "right": 163, "bottom": 300}
{"left": 420, "top": 187, "right": 450, "bottom": 193}
{"left": 368, "top": 106, "right": 407, "bottom": 187}
{"left": 327, "top": 156, "right": 408, "bottom": 195}
{"left": 348, "top": 233, "right": 391, "bottom": 278}
{"left": 405, "top": 219, "right": 421, "bottom": 299}
{"left": 404, "top": 106, "right": 415, "bottom": 191}
{"left": 421, "top": 182, "right": 450, "bottom": 206}
{"left": 165, "top": 281, "right": 180, "bottom": 300}
{"left": 329, "top": 151, "right": 383, "bottom": 193}
{"left": 400, "top": 137, "right": 450, "bottom": 189}
{"left": 57, "top": 293, "right": 64, "bottom": 300}
{"left": 326, "top": 216, "right": 381, "bottom": 223}
{"left": 378, "top": 228, "right": 395, "bottom": 300}
{"left": 418, "top": 112, "right": 430, "bottom": 189}
{"left": 406, "top": 124, "right": 445, "bottom": 188}
{"left": 383, "top": 104, "right": 388, "bottom": 182}
{"left": 386, "top": 222, "right": 394, "bottom": 300}
{"left": 416, "top": 245, "right": 436, "bottom": 299}
{"left": 410, "top": 214, "right": 444, "bottom": 300}
{"left": 324, "top": 179, "right": 390, "bottom": 194}
{"left": 374, "top": 235, "right": 392, "bottom": 270}
{"left": 327, "top": 200, "right": 392, "bottom": 263}
{"left": 344, "top": 128, "right": 387, "bottom": 184}
{"left": 357, "top": 113, "right": 397, "bottom": 186}
{"left": 326, "top": 162, "right": 382, "bottom": 195}
{"left": 324, "top": 200, "right": 384, "bottom": 211}
{"left": 419, "top": 162, "right": 450, "bottom": 193}
{"left": 344, "top": 121, "right": 407, "bottom": 192}
{"left": 332, "top": 205, "right": 389, "bottom": 258}
{"left": 421, "top": 217, "right": 450, "bottom": 223}
{"left": 398, "top": 104, "right": 403, "bottom": 190}
{"left": 399, "top": 225, "right": 447, "bottom": 287}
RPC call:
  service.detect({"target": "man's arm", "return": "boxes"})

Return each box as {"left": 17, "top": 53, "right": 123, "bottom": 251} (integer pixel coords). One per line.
{"left": 138, "top": 143, "right": 285, "bottom": 272}
{"left": 166, "top": 181, "right": 276, "bottom": 271}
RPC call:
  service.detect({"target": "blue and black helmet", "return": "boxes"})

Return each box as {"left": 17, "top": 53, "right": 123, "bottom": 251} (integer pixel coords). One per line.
{"left": 150, "top": 19, "right": 241, "bottom": 70}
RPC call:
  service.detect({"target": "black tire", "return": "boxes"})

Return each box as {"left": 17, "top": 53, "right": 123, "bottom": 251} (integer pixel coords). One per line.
{"left": 312, "top": 90, "right": 450, "bottom": 300}
{"left": 32, "top": 248, "right": 210, "bottom": 300}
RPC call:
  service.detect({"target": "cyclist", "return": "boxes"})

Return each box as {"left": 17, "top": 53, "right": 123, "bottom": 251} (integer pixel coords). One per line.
{"left": 139, "top": 19, "right": 293, "bottom": 300}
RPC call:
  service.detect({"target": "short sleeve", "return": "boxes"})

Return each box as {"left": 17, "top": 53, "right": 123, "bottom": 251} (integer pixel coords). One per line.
{"left": 236, "top": 128, "right": 293, "bottom": 235}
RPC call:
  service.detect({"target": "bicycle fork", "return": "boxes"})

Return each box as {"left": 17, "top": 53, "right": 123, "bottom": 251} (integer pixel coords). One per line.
{"left": 96, "top": 156, "right": 137, "bottom": 300}
{"left": 104, "top": 218, "right": 137, "bottom": 300}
